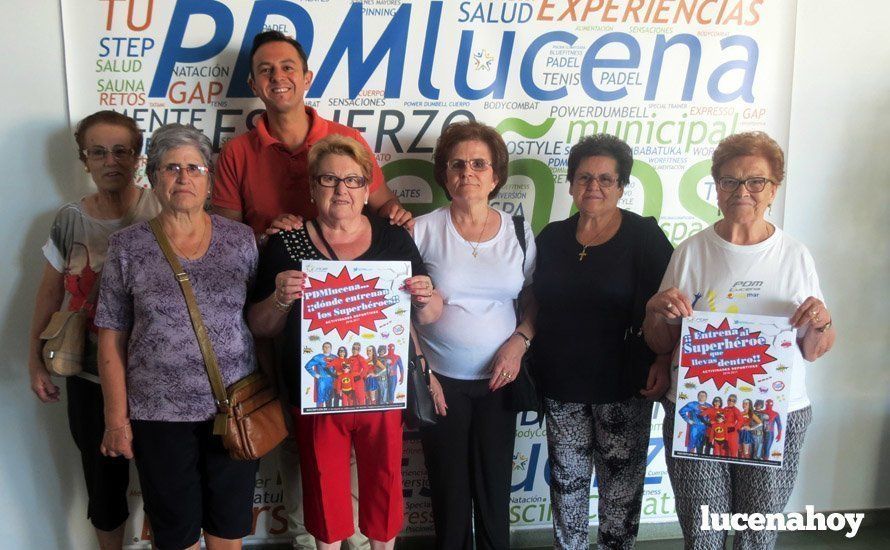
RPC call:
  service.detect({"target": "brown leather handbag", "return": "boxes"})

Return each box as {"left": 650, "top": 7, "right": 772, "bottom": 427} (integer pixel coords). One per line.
{"left": 39, "top": 309, "right": 87, "bottom": 376}
{"left": 39, "top": 254, "right": 101, "bottom": 377}
{"left": 150, "top": 218, "right": 287, "bottom": 460}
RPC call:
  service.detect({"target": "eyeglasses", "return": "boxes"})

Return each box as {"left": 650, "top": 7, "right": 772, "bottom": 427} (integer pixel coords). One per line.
{"left": 82, "top": 146, "right": 135, "bottom": 161}
{"left": 446, "top": 158, "right": 492, "bottom": 172}
{"left": 315, "top": 174, "right": 367, "bottom": 188}
{"left": 574, "top": 173, "right": 619, "bottom": 188}
{"left": 716, "top": 177, "right": 773, "bottom": 193}
{"left": 159, "top": 163, "right": 209, "bottom": 177}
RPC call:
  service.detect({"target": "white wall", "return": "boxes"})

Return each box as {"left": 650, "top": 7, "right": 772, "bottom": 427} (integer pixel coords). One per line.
{"left": 0, "top": 1, "right": 99, "bottom": 548}
{"left": 784, "top": 1, "right": 890, "bottom": 512}
{"left": 0, "top": 1, "right": 886, "bottom": 548}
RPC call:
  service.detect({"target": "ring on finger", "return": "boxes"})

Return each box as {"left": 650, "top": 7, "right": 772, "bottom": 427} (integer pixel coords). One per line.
{"left": 666, "top": 303, "right": 674, "bottom": 310}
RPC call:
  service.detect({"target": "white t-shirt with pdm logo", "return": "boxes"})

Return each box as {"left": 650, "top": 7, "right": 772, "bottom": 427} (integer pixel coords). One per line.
{"left": 660, "top": 224, "right": 824, "bottom": 412}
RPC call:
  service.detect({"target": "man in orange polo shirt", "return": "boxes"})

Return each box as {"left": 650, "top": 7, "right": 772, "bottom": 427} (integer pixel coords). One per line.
{"left": 213, "top": 31, "right": 410, "bottom": 550}
{"left": 213, "top": 31, "right": 411, "bottom": 238}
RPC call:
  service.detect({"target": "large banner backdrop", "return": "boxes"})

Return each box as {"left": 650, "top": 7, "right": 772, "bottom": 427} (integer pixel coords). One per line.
{"left": 61, "top": 0, "right": 796, "bottom": 546}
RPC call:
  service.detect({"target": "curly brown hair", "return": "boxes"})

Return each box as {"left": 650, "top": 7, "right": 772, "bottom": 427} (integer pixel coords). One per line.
{"left": 711, "top": 131, "right": 785, "bottom": 184}
{"left": 432, "top": 121, "right": 509, "bottom": 200}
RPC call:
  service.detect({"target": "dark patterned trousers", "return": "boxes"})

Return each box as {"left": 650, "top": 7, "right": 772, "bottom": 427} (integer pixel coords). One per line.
{"left": 662, "top": 401, "right": 813, "bottom": 550}
{"left": 544, "top": 397, "right": 653, "bottom": 550}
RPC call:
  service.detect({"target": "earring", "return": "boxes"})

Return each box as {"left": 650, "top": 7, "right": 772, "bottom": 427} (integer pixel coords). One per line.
{"left": 767, "top": 204, "right": 772, "bottom": 214}
{"left": 310, "top": 196, "right": 315, "bottom": 203}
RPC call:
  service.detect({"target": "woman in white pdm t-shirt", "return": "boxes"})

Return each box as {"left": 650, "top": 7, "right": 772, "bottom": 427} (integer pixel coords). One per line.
{"left": 643, "top": 132, "right": 836, "bottom": 550}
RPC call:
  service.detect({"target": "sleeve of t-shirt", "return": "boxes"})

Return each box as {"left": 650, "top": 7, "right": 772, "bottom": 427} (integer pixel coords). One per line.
{"left": 387, "top": 225, "right": 428, "bottom": 277}
{"left": 94, "top": 234, "right": 133, "bottom": 332}
{"left": 242, "top": 225, "right": 260, "bottom": 286}
{"left": 347, "top": 128, "right": 383, "bottom": 194}
{"left": 42, "top": 205, "right": 78, "bottom": 272}
{"left": 641, "top": 217, "right": 674, "bottom": 303}
{"left": 250, "top": 233, "right": 286, "bottom": 304}
{"left": 212, "top": 140, "right": 245, "bottom": 212}
{"left": 802, "top": 248, "right": 825, "bottom": 303}
{"left": 521, "top": 219, "right": 537, "bottom": 287}
{"left": 797, "top": 247, "right": 826, "bottom": 338}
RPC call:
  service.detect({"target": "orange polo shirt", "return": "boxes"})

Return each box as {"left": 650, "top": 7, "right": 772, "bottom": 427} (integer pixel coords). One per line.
{"left": 213, "top": 106, "right": 383, "bottom": 235}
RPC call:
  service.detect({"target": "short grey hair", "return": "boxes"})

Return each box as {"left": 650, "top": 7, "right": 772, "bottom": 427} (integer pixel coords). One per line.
{"left": 145, "top": 123, "right": 214, "bottom": 186}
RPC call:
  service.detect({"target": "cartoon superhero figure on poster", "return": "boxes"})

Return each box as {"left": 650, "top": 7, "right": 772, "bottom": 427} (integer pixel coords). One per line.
{"left": 672, "top": 312, "right": 795, "bottom": 468}
{"left": 300, "top": 260, "right": 411, "bottom": 414}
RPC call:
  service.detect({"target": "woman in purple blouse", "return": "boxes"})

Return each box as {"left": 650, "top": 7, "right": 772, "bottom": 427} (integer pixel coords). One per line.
{"left": 95, "top": 124, "right": 259, "bottom": 550}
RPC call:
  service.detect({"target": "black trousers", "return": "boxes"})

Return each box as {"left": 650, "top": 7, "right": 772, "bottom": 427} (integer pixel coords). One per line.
{"left": 67, "top": 376, "right": 130, "bottom": 531}
{"left": 420, "top": 373, "right": 516, "bottom": 550}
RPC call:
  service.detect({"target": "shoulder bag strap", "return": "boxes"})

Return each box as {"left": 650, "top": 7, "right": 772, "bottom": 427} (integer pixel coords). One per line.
{"left": 148, "top": 218, "right": 230, "bottom": 435}
{"left": 66, "top": 243, "right": 102, "bottom": 312}
{"left": 511, "top": 215, "right": 527, "bottom": 320}
{"left": 78, "top": 244, "right": 103, "bottom": 310}
{"left": 310, "top": 219, "right": 339, "bottom": 260}
{"left": 512, "top": 215, "right": 527, "bottom": 260}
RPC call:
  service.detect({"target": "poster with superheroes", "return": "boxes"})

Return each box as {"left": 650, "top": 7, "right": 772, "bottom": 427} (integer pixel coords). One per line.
{"left": 300, "top": 260, "right": 412, "bottom": 414}
{"left": 672, "top": 312, "right": 796, "bottom": 468}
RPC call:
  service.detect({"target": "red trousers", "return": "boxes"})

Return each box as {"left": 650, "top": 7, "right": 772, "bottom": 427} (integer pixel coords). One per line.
{"left": 294, "top": 407, "right": 404, "bottom": 543}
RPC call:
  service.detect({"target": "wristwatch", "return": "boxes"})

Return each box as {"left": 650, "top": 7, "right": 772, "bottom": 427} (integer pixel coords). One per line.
{"left": 512, "top": 331, "right": 531, "bottom": 351}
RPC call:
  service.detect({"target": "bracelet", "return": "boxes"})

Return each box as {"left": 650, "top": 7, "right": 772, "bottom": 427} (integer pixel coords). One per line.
{"left": 815, "top": 320, "right": 832, "bottom": 333}
{"left": 512, "top": 331, "right": 531, "bottom": 351}
{"left": 274, "top": 295, "right": 294, "bottom": 312}
{"left": 105, "top": 422, "right": 130, "bottom": 433}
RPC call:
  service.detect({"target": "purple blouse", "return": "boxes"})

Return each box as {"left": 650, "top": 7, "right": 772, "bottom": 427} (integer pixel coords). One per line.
{"left": 95, "top": 215, "right": 258, "bottom": 422}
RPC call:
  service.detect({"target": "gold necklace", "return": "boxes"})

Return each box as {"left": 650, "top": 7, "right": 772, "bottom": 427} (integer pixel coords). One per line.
{"left": 165, "top": 217, "right": 208, "bottom": 259}
{"left": 454, "top": 207, "right": 491, "bottom": 258}
{"left": 577, "top": 211, "right": 619, "bottom": 261}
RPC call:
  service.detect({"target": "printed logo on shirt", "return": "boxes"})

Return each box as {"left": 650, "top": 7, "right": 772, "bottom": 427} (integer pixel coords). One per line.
{"left": 696, "top": 290, "right": 739, "bottom": 314}
{"left": 727, "top": 280, "right": 764, "bottom": 300}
